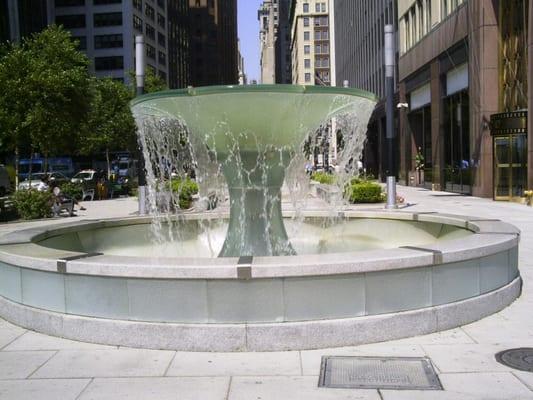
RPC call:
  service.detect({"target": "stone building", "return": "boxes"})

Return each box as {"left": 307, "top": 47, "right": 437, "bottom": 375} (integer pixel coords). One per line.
{"left": 397, "top": 0, "right": 532, "bottom": 200}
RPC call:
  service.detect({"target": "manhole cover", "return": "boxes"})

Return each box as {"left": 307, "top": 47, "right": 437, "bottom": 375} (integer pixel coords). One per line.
{"left": 318, "top": 356, "right": 442, "bottom": 390}
{"left": 496, "top": 348, "right": 533, "bottom": 372}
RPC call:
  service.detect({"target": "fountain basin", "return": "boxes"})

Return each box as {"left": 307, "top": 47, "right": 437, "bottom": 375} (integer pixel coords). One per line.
{"left": 0, "top": 211, "right": 521, "bottom": 351}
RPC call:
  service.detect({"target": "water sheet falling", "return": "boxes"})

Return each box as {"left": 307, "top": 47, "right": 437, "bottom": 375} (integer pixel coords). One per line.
{"left": 131, "top": 85, "right": 376, "bottom": 257}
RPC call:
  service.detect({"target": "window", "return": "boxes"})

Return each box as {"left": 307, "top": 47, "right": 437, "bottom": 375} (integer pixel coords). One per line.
{"left": 133, "top": 15, "right": 143, "bottom": 31}
{"left": 93, "top": 0, "right": 121, "bottom": 4}
{"left": 425, "top": 0, "right": 431, "bottom": 33}
{"left": 303, "top": 3, "right": 309, "bottom": 12}
{"left": 158, "top": 32, "right": 165, "bottom": 47}
{"left": 304, "top": 45, "right": 310, "bottom": 54}
{"left": 158, "top": 50, "right": 166, "bottom": 65}
{"left": 133, "top": 0, "right": 142, "bottom": 11}
{"left": 157, "top": 0, "right": 165, "bottom": 9}
{"left": 93, "top": 12, "right": 122, "bottom": 26}
{"left": 145, "top": 3, "right": 155, "bottom": 20}
{"left": 94, "top": 56, "right": 123, "bottom": 70}
{"left": 146, "top": 23, "right": 155, "bottom": 39}
{"left": 146, "top": 44, "right": 156, "bottom": 59}
{"left": 305, "top": 73, "right": 311, "bottom": 82}
{"left": 321, "top": 2, "right": 326, "bottom": 12}
{"left": 157, "top": 13, "right": 165, "bottom": 28}
{"left": 303, "top": 17, "right": 309, "bottom": 26}
{"left": 56, "top": 14, "right": 85, "bottom": 28}
{"left": 304, "top": 31, "right": 310, "bottom": 41}
{"left": 315, "top": 2, "right": 320, "bottom": 12}
{"left": 94, "top": 33, "right": 123, "bottom": 49}
{"left": 314, "top": 30, "right": 321, "bottom": 40}
{"left": 72, "top": 36, "right": 86, "bottom": 50}
{"left": 304, "top": 58, "right": 311, "bottom": 68}
{"left": 55, "top": 0, "right": 85, "bottom": 6}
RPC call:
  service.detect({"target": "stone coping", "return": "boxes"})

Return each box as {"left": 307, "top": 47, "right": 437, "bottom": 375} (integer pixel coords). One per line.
{"left": 0, "top": 211, "right": 520, "bottom": 280}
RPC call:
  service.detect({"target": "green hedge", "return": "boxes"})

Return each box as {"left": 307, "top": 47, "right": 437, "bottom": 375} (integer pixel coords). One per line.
{"left": 311, "top": 171, "right": 336, "bottom": 185}
{"left": 59, "top": 182, "right": 83, "bottom": 200}
{"left": 169, "top": 178, "right": 199, "bottom": 209}
{"left": 346, "top": 181, "right": 384, "bottom": 203}
{"left": 12, "top": 190, "right": 53, "bottom": 220}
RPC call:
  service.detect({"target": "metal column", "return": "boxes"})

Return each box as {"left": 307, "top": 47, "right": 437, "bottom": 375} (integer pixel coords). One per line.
{"left": 135, "top": 35, "right": 147, "bottom": 216}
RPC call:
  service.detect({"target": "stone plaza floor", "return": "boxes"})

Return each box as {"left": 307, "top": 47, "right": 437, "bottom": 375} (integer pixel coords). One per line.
{"left": 0, "top": 186, "right": 533, "bottom": 399}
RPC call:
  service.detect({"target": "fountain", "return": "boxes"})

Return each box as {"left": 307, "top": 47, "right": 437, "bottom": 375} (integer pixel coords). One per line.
{"left": 0, "top": 85, "right": 522, "bottom": 351}
{"left": 132, "top": 84, "right": 376, "bottom": 257}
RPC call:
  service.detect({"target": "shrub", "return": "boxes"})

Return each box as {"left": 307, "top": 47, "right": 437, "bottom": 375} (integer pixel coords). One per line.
{"left": 347, "top": 181, "right": 384, "bottom": 203}
{"left": 59, "top": 182, "right": 83, "bottom": 200}
{"left": 169, "top": 178, "right": 199, "bottom": 209}
{"left": 12, "top": 190, "right": 53, "bottom": 219}
{"left": 311, "top": 171, "right": 336, "bottom": 185}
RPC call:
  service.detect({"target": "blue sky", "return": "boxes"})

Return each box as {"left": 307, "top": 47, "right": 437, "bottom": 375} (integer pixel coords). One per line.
{"left": 238, "top": 0, "right": 263, "bottom": 83}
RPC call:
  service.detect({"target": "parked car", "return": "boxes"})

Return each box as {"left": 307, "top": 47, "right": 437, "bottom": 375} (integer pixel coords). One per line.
{"left": 18, "top": 172, "right": 69, "bottom": 191}
{"left": 71, "top": 169, "right": 101, "bottom": 189}
{"left": 0, "top": 165, "right": 10, "bottom": 196}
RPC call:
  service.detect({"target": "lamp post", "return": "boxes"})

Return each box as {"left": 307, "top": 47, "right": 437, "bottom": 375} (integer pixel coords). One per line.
{"left": 135, "top": 35, "right": 147, "bottom": 216}
{"left": 384, "top": 24, "right": 397, "bottom": 209}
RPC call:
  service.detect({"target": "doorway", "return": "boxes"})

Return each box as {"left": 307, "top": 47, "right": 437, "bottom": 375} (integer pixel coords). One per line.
{"left": 493, "top": 134, "right": 527, "bottom": 200}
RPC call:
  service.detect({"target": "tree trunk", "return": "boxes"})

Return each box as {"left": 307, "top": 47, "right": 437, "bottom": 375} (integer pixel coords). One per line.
{"left": 14, "top": 146, "right": 19, "bottom": 191}
{"left": 28, "top": 150, "right": 34, "bottom": 186}
{"left": 106, "top": 148, "right": 110, "bottom": 180}
{"left": 44, "top": 152, "right": 48, "bottom": 174}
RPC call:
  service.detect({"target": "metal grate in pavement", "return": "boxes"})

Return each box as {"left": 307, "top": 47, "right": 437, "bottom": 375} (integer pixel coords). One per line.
{"left": 496, "top": 348, "right": 533, "bottom": 372}
{"left": 318, "top": 356, "right": 442, "bottom": 390}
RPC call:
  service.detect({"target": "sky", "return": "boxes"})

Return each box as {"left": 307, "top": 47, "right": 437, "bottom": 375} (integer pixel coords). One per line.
{"left": 237, "top": 0, "right": 263, "bottom": 83}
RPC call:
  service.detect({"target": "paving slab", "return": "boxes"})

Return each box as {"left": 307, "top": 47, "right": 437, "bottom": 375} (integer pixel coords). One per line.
{"left": 0, "top": 320, "right": 26, "bottom": 349}
{"left": 513, "top": 371, "right": 533, "bottom": 392}
{"left": 166, "top": 351, "right": 301, "bottom": 376}
{"left": 77, "top": 377, "right": 229, "bottom": 400}
{"left": 0, "top": 379, "right": 90, "bottom": 400}
{"left": 390, "top": 328, "right": 475, "bottom": 345}
{"left": 228, "top": 376, "right": 380, "bottom": 400}
{"left": 422, "top": 344, "right": 514, "bottom": 373}
{"left": 31, "top": 349, "right": 175, "bottom": 378}
{"left": 300, "top": 344, "right": 425, "bottom": 376}
{"left": 0, "top": 351, "right": 55, "bottom": 379}
{"left": 381, "top": 372, "right": 533, "bottom": 400}
{"left": 3, "top": 331, "right": 116, "bottom": 351}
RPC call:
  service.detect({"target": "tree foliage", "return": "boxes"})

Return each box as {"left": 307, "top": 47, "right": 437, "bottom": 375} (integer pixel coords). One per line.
{"left": 0, "top": 25, "right": 92, "bottom": 162}
{"left": 79, "top": 78, "right": 137, "bottom": 176}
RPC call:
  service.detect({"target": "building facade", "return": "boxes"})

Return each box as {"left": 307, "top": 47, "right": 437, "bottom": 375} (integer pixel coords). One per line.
{"left": 53, "top": 0, "right": 169, "bottom": 83}
{"left": 167, "top": 0, "right": 190, "bottom": 88}
{"left": 0, "top": 0, "right": 52, "bottom": 43}
{"left": 289, "top": 0, "right": 332, "bottom": 86}
{"left": 397, "top": 0, "right": 532, "bottom": 200}
{"left": 258, "top": 0, "right": 291, "bottom": 84}
{"left": 333, "top": 0, "right": 397, "bottom": 178}
{"left": 188, "top": 0, "right": 238, "bottom": 87}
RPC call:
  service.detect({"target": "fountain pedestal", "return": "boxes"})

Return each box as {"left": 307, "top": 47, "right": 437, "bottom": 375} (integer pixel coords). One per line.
{"left": 219, "top": 150, "right": 294, "bottom": 257}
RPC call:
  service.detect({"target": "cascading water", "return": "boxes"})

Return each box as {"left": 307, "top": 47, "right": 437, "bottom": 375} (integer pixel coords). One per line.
{"left": 132, "top": 85, "right": 377, "bottom": 258}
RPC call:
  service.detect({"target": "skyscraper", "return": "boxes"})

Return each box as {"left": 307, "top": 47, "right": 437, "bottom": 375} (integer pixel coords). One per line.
{"left": 289, "top": 0, "right": 331, "bottom": 86}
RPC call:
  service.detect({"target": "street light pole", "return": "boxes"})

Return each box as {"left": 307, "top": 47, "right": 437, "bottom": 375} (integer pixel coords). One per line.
{"left": 384, "top": 24, "right": 397, "bottom": 209}
{"left": 135, "top": 35, "right": 147, "bottom": 216}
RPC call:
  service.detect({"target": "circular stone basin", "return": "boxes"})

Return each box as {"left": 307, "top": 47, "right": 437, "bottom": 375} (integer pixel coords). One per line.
{"left": 0, "top": 211, "right": 521, "bottom": 352}
{"left": 35, "top": 216, "right": 473, "bottom": 258}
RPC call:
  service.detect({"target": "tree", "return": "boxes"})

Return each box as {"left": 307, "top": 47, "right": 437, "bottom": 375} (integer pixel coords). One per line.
{"left": 0, "top": 25, "right": 92, "bottom": 185}
{"left": 80, "top": 78, "right": 137, "bottom": 178}
{"left": 128, "top": 68, "right": 168, "bottom": 95}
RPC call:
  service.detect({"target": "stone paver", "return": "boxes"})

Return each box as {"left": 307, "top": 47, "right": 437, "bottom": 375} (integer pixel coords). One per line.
{"left": 0, "top": 379, "right": 90, "bottom": 400}
{"left": 31, "top": 349, "right": 175, "bottom": 378}
{"left": 166, "top": 351, "right": 301, "bottom": 376}
{"left": 78, "top": 377, "right": 229, "bottom": 400}
{"left": 0, "top": 320, "right": 25, "bottom": 350}
{"left": 3, "top": 331, "right": 116, "bottom": 351}
{"left": 0, "top": 351, "right": 55, "bottom": 379}
{"left": 381, "top": 372, "right": 533, "bottom": 400}
{"left": 0, "top": 188, "right": 533, "bottom": 399}
{"left": 228, "top": 376, "right": 380, "bottom": 400}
